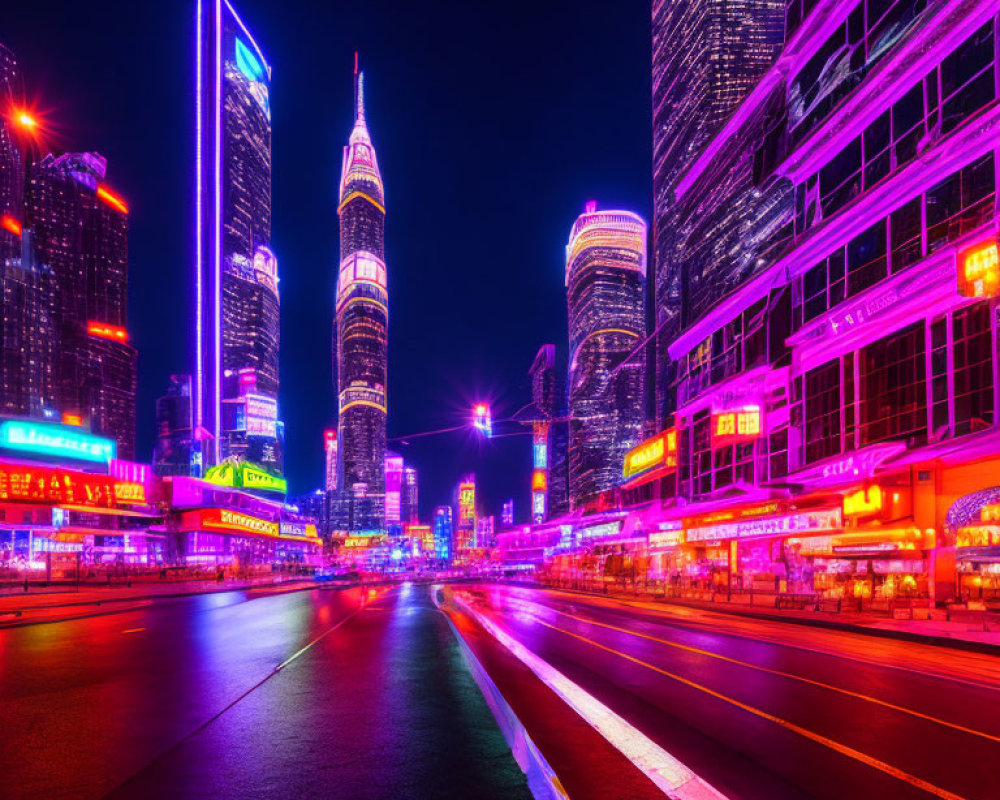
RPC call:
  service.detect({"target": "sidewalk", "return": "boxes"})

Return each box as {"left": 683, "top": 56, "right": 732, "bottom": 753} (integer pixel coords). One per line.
{"left": 534, "top": 583, "right": 1000, "bottom": 653}
{"left": 0, "top": 576, "right": 322, "bottom": 627}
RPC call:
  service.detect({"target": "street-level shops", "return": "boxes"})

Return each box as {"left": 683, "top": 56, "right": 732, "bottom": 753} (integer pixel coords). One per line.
{"left": 164, "top": 477, "right": 321, "bottom": 567}
{"left": 0, "top": 421, "right": 164, "bottom": 572}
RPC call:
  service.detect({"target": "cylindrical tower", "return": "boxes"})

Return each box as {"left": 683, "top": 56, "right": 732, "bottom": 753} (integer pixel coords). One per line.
{"left": 565, "top": 202, "right": 647, "bottom": 510}
{"left": 336, "top": 69, "right": 387, "bottom": 532}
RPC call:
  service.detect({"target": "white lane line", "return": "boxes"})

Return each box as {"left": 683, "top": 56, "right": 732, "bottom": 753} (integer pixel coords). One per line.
{"left": 452, "top": 592, "right": 729, "bottom": 800}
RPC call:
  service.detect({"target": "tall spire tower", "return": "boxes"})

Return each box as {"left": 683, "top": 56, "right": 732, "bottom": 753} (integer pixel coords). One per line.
{"left": 335, "top": 57, "right": 387, "bottom": 532}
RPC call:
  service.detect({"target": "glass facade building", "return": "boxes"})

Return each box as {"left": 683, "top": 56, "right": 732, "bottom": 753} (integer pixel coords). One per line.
{"left": 623, "top": 0, "right": 1000, "bottom": 607}
{"left": 335, "top": 69, "right": 388, "bottom": 533}
{"left": 26, "top": 153, "right": 136, "bottom": 458}
{"left": 565, "top": 203, "right": 647, "bottom": 510}
{"left": 651, "top": 0, "right": 784, "bottom": 426}
{"left": 195, "top": 0, "right": 282, "bottom": 475}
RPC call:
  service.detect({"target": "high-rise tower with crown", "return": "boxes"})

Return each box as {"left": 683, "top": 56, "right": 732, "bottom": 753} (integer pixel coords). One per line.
{"left": 335, "top": 59, "right": 387, "bottom": 533}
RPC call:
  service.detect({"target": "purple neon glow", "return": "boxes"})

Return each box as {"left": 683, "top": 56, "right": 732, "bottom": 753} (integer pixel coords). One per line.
{"left": 213, "top": 0, "right": 222, "bottom": 459}
{"left": 668, "top": 103, "right": 1000, "bottom": 361}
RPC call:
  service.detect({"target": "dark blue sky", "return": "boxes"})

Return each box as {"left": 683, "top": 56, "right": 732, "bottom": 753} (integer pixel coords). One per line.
{"left": 5, "top": 1, "right": 651, "bottom": 521}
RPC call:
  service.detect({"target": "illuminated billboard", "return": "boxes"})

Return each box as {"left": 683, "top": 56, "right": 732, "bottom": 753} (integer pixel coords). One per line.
{"left": 244, "top": 393, "right": 278, "bottom": 438}
{"left": 459, "top": 481, "right": 476, "bottom": 525}
{"left": 0, "top": 420, "right": 116, "bottom": 463}
{"left": 385, "top": 454, "right": 404, "bottom": 524}
{"left": 203, "top": 458, "right": 287, "bottom": 494}
{"left": 623, "top": 428, "right": 677, "bottom": 479}
{"left": 711, "top": 408, "right": 761, "bottom": 445}
{"left": 0, "top": 462, "right": 146, "bottom": 510}
{"left": 957, "top": 239, "right": 999, "bottom": 298}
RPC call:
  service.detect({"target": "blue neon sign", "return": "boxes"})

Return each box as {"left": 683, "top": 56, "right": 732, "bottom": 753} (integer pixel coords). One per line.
{"left": 0, "top": 420, "right": 116, "bottom": 463}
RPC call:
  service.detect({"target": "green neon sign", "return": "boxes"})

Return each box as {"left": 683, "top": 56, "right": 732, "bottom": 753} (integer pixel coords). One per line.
{"left": 204, "top": 458, "right": 286, "bottom": 495}
{"left": 0, "top": 420, "right": 116, "bottom": 463}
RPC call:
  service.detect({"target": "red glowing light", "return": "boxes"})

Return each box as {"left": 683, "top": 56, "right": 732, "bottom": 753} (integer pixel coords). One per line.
{"left": 96, "top": 184, "right": 129, "bottom": 214}
{"left": 712, "top": 407, "right": 761, "bottom": 443}
{"left": 61, "top": 413, "right": 83, "bottom": 427}
{"left": 958, "top": 240, "right": 999, "bottom": 298}
{"left": 86, "top": 321, "right": 129, "bottom": 343}
{"left": 0, "top": 215, "right": 21, "bottom": 237}
{"left": 531, "top": 469, "right": 547, "bottom": 492}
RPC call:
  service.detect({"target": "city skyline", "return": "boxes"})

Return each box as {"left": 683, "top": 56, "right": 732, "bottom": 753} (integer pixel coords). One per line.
{"left": 1, "top": 0, "right": 651, "bottom": 517}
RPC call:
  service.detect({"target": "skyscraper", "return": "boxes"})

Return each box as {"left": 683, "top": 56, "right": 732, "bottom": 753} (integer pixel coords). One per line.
{"left": 528, "top": 344, "right": 569, "bottom": 521}
{"left": 565, "top": 202, "right": 646, "bottom": 509}
{"left": 401, "top": 466, "right": 418, "bottom": 525}
{"left": 432, "top": 505, "right": 452, "bottom": 564}
{"left": 651, "top": 0, "right": 783, "bottom": 424}
{"left": 0, "top": 44, "right": 55, "bottom": 420}
{"left": 335, "top": 63, "right": 387, "bottom": 532}
{"left": 26, "top": 152, "right": 136, "bottom": 458}
{"left": 195, "top": 1, "right": 281, "bottom": 475}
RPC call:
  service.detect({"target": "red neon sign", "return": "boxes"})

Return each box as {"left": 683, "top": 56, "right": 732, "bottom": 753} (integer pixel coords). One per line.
{"left": 712, "top": 407, "right": 761, "bottom": 443}
{"left": 1, "top": 215, "right": 21, "bottom": 237}
{"left": 87, "top": 321, "right": 129, "bottom": 343}
{"left": 96, "top": 184, "right": 129, "bottom": 214}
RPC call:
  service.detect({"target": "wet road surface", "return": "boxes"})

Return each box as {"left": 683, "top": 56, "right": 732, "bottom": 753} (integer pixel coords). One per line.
{"left": 0, "top": 583, "right": 531, "bottom": 800}
{"left": 451, "top": 584, "right": 1000, "bottom": 800}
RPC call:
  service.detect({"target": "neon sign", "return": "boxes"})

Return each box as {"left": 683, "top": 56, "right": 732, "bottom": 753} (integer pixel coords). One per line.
{"left": 687, "top": 508, "right": 842, "bottom": 542}
{"left": 981, "top": 504, "right": 1000, "bottom": 524}
{"left": 87, "top": 321, "right": 129, "bottom": 343}
{"left": 533, "top": 443, "right": 548, "bottom": 469}
{"left": 200, "top": 508, "right": 279, "bottom": 538}
{"left": 114, "top": 481, "right": 147, "bottom": 504}
{"left": 958, "top": 240, "right": 999, "bottom": 298}
{"left": 531, "top": 470, "right": 547, "bottom": 492}
{"left": 623, "top": 428, "right": 677, "bottom": 479}
{"left": 244, "top": 393, "right": 278, "bottom": 438}
{"left": 203, "top": 459, "right": 287, "bottom": 494}
{"left": 843, "top": 486, "right": 883, "bottom": 517}
{"left": 0, "top": 463, "right": 114, "bottom": 508}
{"left": 459, "top": 482, "right": 476, "bottom": 524}
{"left": 712, "top": 408, "right": 761, "bottom": 443}
{"left": 0, "top": 420, "right": 115, "bottom": 463}
{"left": 96, "top": 185, "right": 128, "bottom": 214}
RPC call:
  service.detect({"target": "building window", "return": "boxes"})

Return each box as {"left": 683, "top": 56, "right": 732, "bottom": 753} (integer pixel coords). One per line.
{"left": 846, "top": 219, "right": 887, "bottom": 297}
{"left": 940, "top": 23, "right": 995, "bottom": 135}
{"left": 926, "top": 153, "right": 995, "bottom": 254}
{"left": 860, "top": 322, "right": 926, "bottom": 446}
{"left": 768, "top": 427, "right": 789, "bottom": 480}
{"left": 804, "top": 359, "right": 842, "bottom": 463}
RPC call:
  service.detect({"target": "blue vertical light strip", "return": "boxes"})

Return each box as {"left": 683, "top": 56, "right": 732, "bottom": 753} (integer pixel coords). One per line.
{"left": 194, "top": 0, "right": 203, "bottom": 435}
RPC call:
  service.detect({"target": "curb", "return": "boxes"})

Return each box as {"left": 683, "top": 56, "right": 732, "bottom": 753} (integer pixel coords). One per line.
{"left": 536, "top": 585, "right": 1000, "bottom": 657}
{"left": 434, "top": 588, "right": 568, "bottom": 800}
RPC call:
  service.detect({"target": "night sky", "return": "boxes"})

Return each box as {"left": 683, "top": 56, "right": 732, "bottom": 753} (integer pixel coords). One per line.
{"left": 4, "top": 1, "right": 651, "bottom": 521}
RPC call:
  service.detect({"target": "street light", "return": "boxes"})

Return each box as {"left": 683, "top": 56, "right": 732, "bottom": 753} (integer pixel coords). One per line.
{"left": 472, "top": 403, "right": 492, "bottom": 437}
{"left": 14, "top": 110, "right": 38, "bottom": 130}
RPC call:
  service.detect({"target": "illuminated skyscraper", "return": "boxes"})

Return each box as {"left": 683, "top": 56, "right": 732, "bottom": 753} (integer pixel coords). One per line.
{"left": 195, "top": 1, "right": 281, "bottom": 475}
{"left": 335, "top": 62, "right": 387, "bottom": 532}
{"left": 26, "top": 153, "right": 136, "bottom": 458}
{"left": 651, "top": 0, "right": 783, "bottom": 424}
{"left": 401, "top": 466, "right": 418, "bottom": 525}
{"left": 566, "top": 203, "right": 646, "bottom": 509}
{"left": 433, "top": 505, "right": 452, "bottom": 563}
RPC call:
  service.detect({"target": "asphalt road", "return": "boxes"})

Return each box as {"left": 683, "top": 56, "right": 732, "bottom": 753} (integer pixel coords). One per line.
{"left": 0, "top": 583, "right": 531, "bottom": 800}
{"left": 453, "top": 584, "right": 1000, "bottom": 800}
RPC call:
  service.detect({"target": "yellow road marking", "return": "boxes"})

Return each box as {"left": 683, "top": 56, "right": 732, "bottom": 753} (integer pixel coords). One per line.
{"left": 540, "top": 606, "right": 1000, "bottom": 745}
{"left": 534, "top": 617, "right": 969, "bottom": 800}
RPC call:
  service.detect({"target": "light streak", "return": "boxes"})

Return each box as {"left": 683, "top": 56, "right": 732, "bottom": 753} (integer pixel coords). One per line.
{"left": 530, "top": 614, "right": 968, "bottom": 800}
{"left": 453, "top": 593, "right": 727, "bottom": 799}
{"left": 534, "top": 603, "right": 1000, "bottom": 745}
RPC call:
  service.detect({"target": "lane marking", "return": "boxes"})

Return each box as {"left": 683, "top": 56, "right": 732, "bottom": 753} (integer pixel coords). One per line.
{"left": 121, "top": 627, "right": 146, "bottom": 634}
{"left": 527, "top": 613, "right": 968, "bottom": 800}
{"left": 525, "top": 603, "right": 1000, "bottom": 745}
{"left": 533, "top": 589, "right": 1000, "bottom": 693}
{"left": 451, "top": 593, "right": 729, "bottom": 800}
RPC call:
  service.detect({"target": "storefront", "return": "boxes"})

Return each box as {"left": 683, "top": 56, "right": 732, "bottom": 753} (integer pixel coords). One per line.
{"left": 955, "top": 502, "right": 1000, "bottom": 605}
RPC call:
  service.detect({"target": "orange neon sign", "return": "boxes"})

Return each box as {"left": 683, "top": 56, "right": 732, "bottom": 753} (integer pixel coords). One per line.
{"left": 87, "top": 321, "right": 129, "bottom": 343}
{"left": 981, "top": 504, "right": 1000, "bottom": 524}
{"left": 843, "top": 486, "right": 883, "bottom": 517}
{"left": 531, "top": 469, "right": 547, "bottom": 492}
{"left": 623, "top": 428, "right": 678, "bottom": 479}
{"left": 712, "top": 407, "right": 761, "bottom": 443}
{"left": 96, "top": 184, "right": 129, "bottom": 214}
{"left": 958, "top": 240, "right": 999, "bottom": 298}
